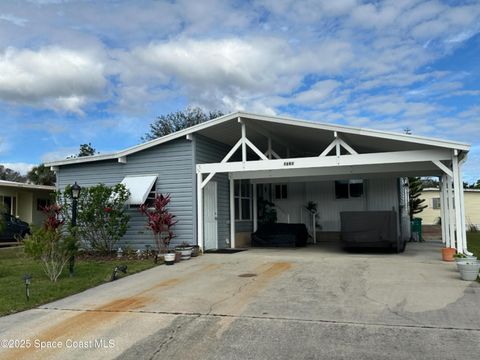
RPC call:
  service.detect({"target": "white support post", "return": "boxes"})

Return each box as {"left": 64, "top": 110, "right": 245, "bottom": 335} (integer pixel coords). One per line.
{"left": 230, "top": 178, "right": 236, "bottom": 248}
{"left": 452, "top": 153, "right": 463, "bottom": 253}
{"left": 447, "top": 175, "right": 455, "bottom": 248}
{"left": 439, "top": 176, "right": 446, "bottom": 244}
{"left": 459, "top": 159, "right": 471, "bottom": 254}
{"left": 197, "top": 172, "right": 203, "bottom": 249}
{"left": 335, "top": 131, "right": 340, "bottom": 157}
{"left": 253, "top": 184, "right": 258, "bottom": 232}
{"left": 240, "top": 119, "right": 247, "bottom": 164}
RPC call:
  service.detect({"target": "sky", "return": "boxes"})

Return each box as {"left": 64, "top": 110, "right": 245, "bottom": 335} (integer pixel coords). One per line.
{"left": 0, "top": 0, "right": 479, "bottom": 182}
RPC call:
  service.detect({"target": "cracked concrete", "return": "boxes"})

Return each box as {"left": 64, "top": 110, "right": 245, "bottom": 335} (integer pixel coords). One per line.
{"left": 0, "top": 240, "right": 479, "bottom": 359}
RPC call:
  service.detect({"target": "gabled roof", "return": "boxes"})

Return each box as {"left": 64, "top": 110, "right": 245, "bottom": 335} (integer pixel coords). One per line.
{"left": 45, "top": 111, "right": 470, "bottom": 167}
{"left": 0, "top": 180, "right": 55, "bottom": 191}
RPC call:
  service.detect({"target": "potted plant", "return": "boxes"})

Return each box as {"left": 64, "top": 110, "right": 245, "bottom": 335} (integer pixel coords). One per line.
{"left": 457, "top": 260, "right": 480, "bottom": 281}
{"left": 454, "top": 253, "right": 477, "bottom": 271}
{"left": 175, "top": 242, "right": 193, "bottom": 260}
{"left": 441, "top": 247, "right": 456, "bottom": 262}
{"left": 140, "top": 194, "right": 177, "bottom": 265}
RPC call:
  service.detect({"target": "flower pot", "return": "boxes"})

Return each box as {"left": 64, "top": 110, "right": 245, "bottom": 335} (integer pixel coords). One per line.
{"left": 458, "top": 261, "right": 480, "bottom": 281}
{"left": 455, "top": 256, "right": 477, "bottom": 271}
{"left": 442, "top": 247, "right": 456, "bottom": 262}
{"left": 164, "top": 253, "right": 175, "bottom": 265}
{"left": 191, "top": 245, "right": 200, "bottom": 257}
{"left": 176, "top": 247, "right": 193, "bottom": 260}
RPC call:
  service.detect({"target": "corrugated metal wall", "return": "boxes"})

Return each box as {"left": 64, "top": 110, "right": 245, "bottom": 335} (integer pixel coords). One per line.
{"left": 56, "top": 138, "right": 194, "bottom": 249}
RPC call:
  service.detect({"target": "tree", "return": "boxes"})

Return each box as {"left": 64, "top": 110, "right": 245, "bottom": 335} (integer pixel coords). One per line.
{"left": 0, "top": 165, "right": 26, "bottom": 182}
{"left": 27, "top": 164, "right": 56, "bottom": 186}
{"left": 142, "top": 107, "right": 224, "bottom": 141}
{"left": 408, "top": 177, "right": 427, "bottom": 220}
{"left": 78, "top": 143, "right": 97, "bottom": 157}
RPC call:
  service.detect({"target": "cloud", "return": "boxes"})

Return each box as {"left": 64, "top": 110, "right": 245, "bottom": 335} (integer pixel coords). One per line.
{"left": 0, "top": 14, "right": 28, "bottom": 27}
{"left": 41, "top": 147, "right": 78, "bottom": 163}
{"left": 0, "top": 46, "right": 107, "bottom": 112}
{"left": 1, "top": 162, "right": 35, "bottom": 175}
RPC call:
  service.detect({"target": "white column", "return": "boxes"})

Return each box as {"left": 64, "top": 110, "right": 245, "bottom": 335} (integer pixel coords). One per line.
{"left": 439, "top": 176, "right": 447, "bottom": 245}
{"left": 253, "top": 183, "right": 258, "bottom": 232}
{"left": 447, "top": 175, "right": 455, "bottom": 248}
{"left": 452, "top": 154, "right": 463, "bottom": 253}
{"left": 241, "top": 121, "right": 247, "bottom": 164}
{"left": 458, "top": 159, "right": 468, "bottom": 252}
{"left": 230, "top": 178, "right": 236, "bottom": 248}
{"left": 197, "top": 172, "right": 203, "bottom": 249}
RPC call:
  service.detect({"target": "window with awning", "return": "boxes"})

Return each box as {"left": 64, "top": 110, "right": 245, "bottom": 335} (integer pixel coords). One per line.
{"left": 120, "top": 175, "right": 157, "bottom": 206}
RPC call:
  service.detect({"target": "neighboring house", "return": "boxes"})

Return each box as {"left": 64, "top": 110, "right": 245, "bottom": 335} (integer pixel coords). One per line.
{"left": 421, "top": 188, "right": 480, "bottom": 229}
{"left": 45, "top": 112, "right": 471, "bottom": 252}
{"left": 0, "top": 180, "right": 56, "bottom": 226}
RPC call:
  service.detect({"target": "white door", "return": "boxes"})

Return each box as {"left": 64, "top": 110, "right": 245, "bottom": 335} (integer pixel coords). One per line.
{"left": 204, "top": 181, "right": 218, "bottom": 250}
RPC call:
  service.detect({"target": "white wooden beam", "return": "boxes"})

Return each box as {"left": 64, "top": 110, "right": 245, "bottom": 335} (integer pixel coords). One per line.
{"left": 253, "top": 184, "right": 258, "bottom": 232}
{"left": 240, "top": 118, "right": 247, "bottom": 163}
{"left": 338, "top": 138, "right": 358, "bottom": 155}
{"left": 447, "top": 175, "right": 455, "bottom": 248}
{"left": 452, "top": 154, "right": 464, "bottom": 253}
{"left": 245, "top": 138, "right": 269, "bottom": 160}
{"left": 230, "top": 178, "right": 235, "bottom": 248}
{"left": 118, "top": 156, "right": 127, "bottom": 164}
{"left": 186, "top": 134, "right": 193, "bottom": 141}
{"left": 197, "top": 172, "right": 203, "bottom": 249}
{"left": 201, "top": 139, "right": 242, "bottom": 189}
{"left": 197, "top": 149, "right": 452, "bottom": 174}
{"left": 319, "top": 138, "right": 338, "bottom": 157}
{"left": 432, "top": 160, "right": 453, "bottom": 178}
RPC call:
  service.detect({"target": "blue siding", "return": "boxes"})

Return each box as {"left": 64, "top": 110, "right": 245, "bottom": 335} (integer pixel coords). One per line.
{"left": 56, "top": 138, "right": 194, "bottom": 249}
{"left": 195, "top": 135, "right": 231, "bottom": 248}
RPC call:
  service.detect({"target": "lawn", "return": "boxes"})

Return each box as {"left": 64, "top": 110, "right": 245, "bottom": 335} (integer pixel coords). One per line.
{"left": 467, "top": 231, "right": 480, "bottom": 258}
{"left": 0, "top": 246, "right": 159, "bottom": 316}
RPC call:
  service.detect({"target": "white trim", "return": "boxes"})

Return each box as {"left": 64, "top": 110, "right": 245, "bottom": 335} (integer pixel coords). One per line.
{"left": 197, "top": 149, "right": 452, "bottom": 174}
{"left": 0, "top": 180, "right": 55, "bottom": 191}
{"left": 338, "top": 138, "right": 358, "bottom": 155}
{"left": 197, "top": 173, "right": 203, "bottom": 249}
{"left": 245, "top": 138, "right": 269, "bottom": 160}
{"left": 447, "top": 175, "right": 455, "bottom": 248}
{"left": 240, "top": 118, "right": 247, "bottom": 163}
{"left": 319, "top": 138, "right": 337, "bottom": 156}
{"left": 45, "top": 111, "right": 470, "bottom": 167}
{"left": 452, "top": 154, "right": 463, "bottom": 253}
{"left": 229, "top": 178, "right": 235, "bottom": 248}
{"left": 439, "top": 176, "right": 447, "bottom": 245}
{"left": 432, "top": 160, "right": 453, "bottom": 178}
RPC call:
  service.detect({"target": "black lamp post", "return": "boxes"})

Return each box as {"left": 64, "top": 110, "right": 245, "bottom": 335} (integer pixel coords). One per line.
{"left": 69, "top": 182, "right": 81, "bottom": 277}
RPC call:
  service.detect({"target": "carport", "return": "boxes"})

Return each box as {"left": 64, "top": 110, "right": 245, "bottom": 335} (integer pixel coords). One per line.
{"left": 195, "top": 113, "right": 471, "bottom": 253}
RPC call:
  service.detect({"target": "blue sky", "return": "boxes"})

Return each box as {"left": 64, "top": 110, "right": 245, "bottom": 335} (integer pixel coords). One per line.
{"left": 0, "top": 0, "right": 479, "bottom": 182}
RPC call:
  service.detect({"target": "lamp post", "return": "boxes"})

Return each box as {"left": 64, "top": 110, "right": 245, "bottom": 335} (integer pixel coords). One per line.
{"left": 69, "top": 182, "right": 81, "bottom": 277}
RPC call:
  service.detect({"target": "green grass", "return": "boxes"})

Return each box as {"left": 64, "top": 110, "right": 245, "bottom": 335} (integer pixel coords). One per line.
{"left": 0, "top": 246, "right": 159, "bottom": 316}
{"left": 467, "top": 231, "right": 480, "bottom": 258}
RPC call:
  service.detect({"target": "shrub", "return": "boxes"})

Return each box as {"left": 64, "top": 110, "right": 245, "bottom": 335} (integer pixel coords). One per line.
{"left": 140, "top": 194, "right": 177, "bottom": 255}
{"left": 74, "top": 183, "right": 130, "bottom": 253}
{"left": 23, "top": 204, "right": 74, "bottom": 282}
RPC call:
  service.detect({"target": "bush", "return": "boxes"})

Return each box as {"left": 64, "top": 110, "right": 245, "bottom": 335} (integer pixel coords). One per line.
{"left": 74, "top": 183, "right": 130, "bottom": 253}
{"left": 23, "top": 204, "right": 74, "bottom": 282}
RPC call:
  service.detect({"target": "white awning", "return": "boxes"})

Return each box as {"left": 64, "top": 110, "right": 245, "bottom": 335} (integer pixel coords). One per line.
{"left": 120, "top": 175, "right": 157, "bottom": 205}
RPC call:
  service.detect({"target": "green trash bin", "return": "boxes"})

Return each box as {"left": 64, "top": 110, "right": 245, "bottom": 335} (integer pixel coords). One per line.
{"left": 411, "top": 218, "right": 423, "bottom": 242}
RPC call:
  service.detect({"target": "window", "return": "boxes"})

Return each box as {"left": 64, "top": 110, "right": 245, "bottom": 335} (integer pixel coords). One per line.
{"left": 1, "top": 195, "right": 16, "bottom": 215}
{"left": 235, "top": 180, "right": 251, "bottom": 220}
{"left": 335, "top": 180, "right": 364, "bottom": 199}
{"left": 37, "top": 198, "right": 51, "bottom": 211}
{"left": 432, "top": 197, "right": 440, "bottom": 209}
{"left": 274, "top": 184, "right": 288, "bottom": 200}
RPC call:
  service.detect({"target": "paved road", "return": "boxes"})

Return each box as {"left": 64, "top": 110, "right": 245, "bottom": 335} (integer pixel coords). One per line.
{"left": 1, "top": 241, "right": 479, "bottom": 359}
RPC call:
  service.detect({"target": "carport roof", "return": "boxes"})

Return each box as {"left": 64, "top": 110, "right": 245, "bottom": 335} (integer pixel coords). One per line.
{"left": 45, "top": 111, "right": 470, "bottom": 167}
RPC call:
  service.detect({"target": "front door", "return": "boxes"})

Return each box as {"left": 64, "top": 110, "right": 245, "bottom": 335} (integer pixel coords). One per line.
{"left": 204, "top": 181, "right": 218, "bottom": 250}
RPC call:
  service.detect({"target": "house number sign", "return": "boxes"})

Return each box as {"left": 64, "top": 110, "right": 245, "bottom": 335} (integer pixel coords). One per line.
{"left": 283, "top": 161, "right": 294, "bottom": 166}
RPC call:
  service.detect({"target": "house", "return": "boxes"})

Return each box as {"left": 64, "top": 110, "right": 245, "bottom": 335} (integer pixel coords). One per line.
{"left": 420, "top": 188, "right": 480, "bottom": 229}
{"left": 45, "top": 112, "right": 471, "bottom": 253}
{"left": 0, "top": 180, "right": 56, "bottom": 226}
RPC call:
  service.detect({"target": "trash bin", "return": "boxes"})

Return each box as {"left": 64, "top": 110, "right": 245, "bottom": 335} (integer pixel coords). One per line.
{"left": 411, "top": 218, "right": 423, "bottom": 242}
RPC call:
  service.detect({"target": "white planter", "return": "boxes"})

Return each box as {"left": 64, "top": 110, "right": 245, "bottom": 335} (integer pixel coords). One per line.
{"left": 458, "top": 261, "right": 480, "bottom": 281}
{"left": 164, "top": 253, "right": 175, "bottom": 265}
{"left": 177, "top": 247, "right": 193, "bottom": 260}
{"left": 455, "top": 256, "right": 477, "bottom": 271}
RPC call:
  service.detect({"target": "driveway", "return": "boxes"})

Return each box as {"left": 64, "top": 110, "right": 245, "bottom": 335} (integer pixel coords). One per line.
{"left": 1, "top": 241, "right": 479, "bottom": 359}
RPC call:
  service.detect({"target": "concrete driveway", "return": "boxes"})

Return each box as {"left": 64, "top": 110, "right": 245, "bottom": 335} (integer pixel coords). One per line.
{"left": 1, "top": 241, "right": 479, "bottom": 360}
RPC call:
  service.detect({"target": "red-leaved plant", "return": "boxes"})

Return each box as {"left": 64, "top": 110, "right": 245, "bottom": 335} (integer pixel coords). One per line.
{"left": 42, "top": 204, "right": 65, "bottom": 231}
{"left": 140, "top": 194, "right": 177, "bottom": 256}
